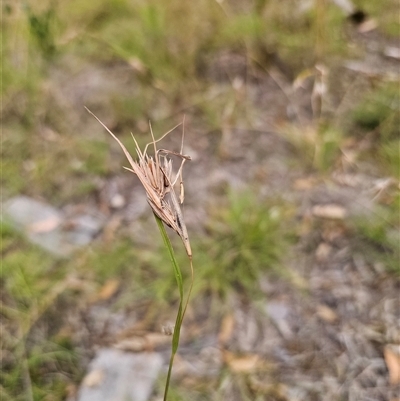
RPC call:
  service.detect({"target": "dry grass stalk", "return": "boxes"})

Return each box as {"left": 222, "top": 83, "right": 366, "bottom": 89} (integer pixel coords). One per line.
{"left": 86, "top": 108, "right": 195, "bottom": 400}
{"left": 85, "top": 107, "right": 192, "bottom": 257}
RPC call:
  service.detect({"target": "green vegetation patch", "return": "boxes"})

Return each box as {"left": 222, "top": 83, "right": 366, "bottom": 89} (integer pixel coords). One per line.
{"left": 351, "top": 192, "right": 400, "bottom": 274}
{"left": 192, "top": 191, "right": 287, "bottom": 299}
{"left": 1, "top": 224, "right": 80, "bottom": 401}
{"left": 352, "top": 83, "right": 400, "bottom": 138}
{"left": 350, "top": 82, "right": 400, "bottom": 177}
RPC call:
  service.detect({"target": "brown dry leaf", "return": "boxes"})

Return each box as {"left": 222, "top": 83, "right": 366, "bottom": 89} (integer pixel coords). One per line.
{"left": 293, "top": 177, "right": 317, "bottom": 190}
{"left": 224, "top": 351, "right": 260, "bottom": 373}
{"left": 358, "top": 18, "right": 378, "bottom": 33}
{"left": 82, "top": 368, "right": 105, "bottom": 387}
{"left": 249, "top": 377, "right": 285, "bottom": 396}
{"left": 218, "top": 314, "right": 235, "bottom": 346}
{"left": 384, "top": 345, "right": 400, "bottom": 385}
{"left": 312, "top": 204, "right": 347, "bottom": 220}
{"left": 317, "top": 304, "right": 338, "bottom": 323}
{"left": 98, "top": 279, "right": 120, "bottom": 300}
{"left": 315, "top": 242, "right": 332, "bottom": 262}
{"left": 28, "top": 216, "right": 61, "bottom": 233}
{"left": 114, "top": 337, "right": 146, "bottom": 352}
{"left": 65, "top": 383, "right": 78, "bottom": 399}
{"left": 114, "top": 332, "right": 170, "bottom": 352}
{"left": 145, "top": 332, "right": 172, "bottom": 349}
{"left": 340, "top": 149, "right": 358, "bottom": 166}
{"left": 128, "top": 57, "right": 147, "bottom": 73}
{"left": 114, "top": 337, "right": 147, "bottom": 352}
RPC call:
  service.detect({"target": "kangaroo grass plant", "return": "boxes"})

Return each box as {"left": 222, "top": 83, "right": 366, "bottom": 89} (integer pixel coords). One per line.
{"left": 86, "top": 108, "right": 194, "bottom": 401}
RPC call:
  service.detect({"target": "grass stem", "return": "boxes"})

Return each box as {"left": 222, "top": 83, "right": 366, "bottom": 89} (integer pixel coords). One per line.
{"left": 154, "top": 214, "right": 193, "bottom": 401}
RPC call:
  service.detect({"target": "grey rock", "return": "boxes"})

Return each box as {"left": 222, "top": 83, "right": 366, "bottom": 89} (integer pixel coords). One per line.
{"left": 77, "top": 349, "right": 163, "bottom": 401}
{"left": 384, "top": 46, "right": 400, "bottom": 60}
{"left": 65, "top": 213, "right": 104, "bottom": 246}
{"left": 3, "top": 196, "right": 104, "bottom": 257}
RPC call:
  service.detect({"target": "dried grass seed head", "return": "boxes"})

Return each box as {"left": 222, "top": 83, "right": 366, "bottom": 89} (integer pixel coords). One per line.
{"left": 85, "top": 107, "right": 192, "bottom": 256}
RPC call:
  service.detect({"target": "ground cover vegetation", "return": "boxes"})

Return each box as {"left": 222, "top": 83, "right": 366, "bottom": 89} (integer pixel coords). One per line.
{"left": 2, "top": 0, "right": 399, "bottom": 400}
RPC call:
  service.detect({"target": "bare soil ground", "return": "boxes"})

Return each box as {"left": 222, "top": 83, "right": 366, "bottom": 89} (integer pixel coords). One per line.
{"left": 3, "top": 16, "right": 399, "bottom": 400}
{"left": 60, "top": 43, "right": 399, "bottom": 400}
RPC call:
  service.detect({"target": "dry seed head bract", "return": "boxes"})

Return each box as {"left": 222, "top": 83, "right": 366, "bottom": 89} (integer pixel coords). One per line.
{"left": 85, "top": 107, "right": 192, "bottom": 257}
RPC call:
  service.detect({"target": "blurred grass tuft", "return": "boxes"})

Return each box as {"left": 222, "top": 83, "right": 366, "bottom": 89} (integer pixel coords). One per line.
{"left": 192, "top": 191, "right": 286, "bottom": 299}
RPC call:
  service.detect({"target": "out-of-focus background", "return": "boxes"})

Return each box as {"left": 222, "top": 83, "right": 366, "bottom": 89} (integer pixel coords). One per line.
{"left": 2, "top": 0, "right": 399, "bottom": 400}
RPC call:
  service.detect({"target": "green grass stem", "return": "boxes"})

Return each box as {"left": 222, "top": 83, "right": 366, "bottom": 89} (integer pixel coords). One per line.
{"left": 154, "top": 214, "right": 193, "bottom": 401}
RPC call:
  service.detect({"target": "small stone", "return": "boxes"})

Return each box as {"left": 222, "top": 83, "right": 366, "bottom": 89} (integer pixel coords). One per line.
{"left": 4, "top": 196, "right": 105, "bottom": 257}
{"left": 77, "top": 349, "right": 163, "bottom": 401}
{"left": 4, "top": 196, "right": 69, "bottom": 257}
{"left": 65, "top": 213, "right": 105, "bottom": 246}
